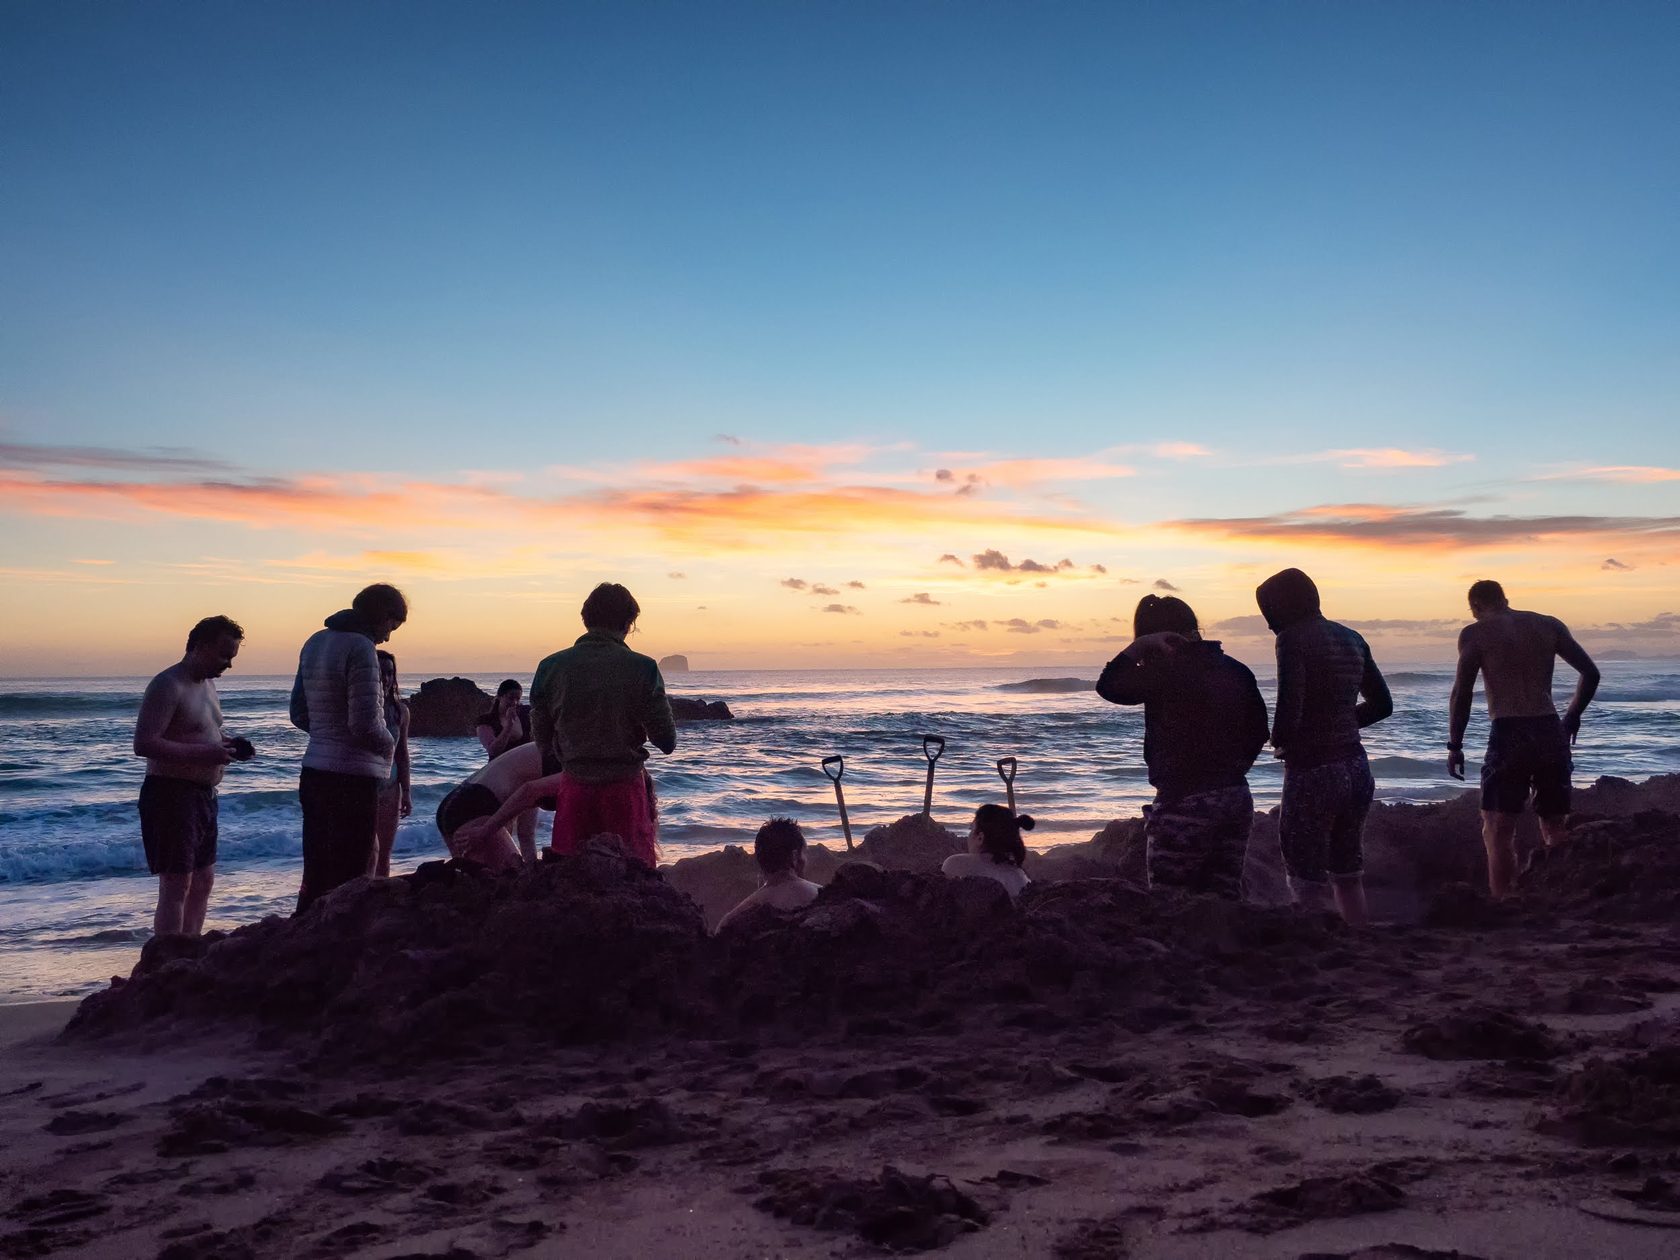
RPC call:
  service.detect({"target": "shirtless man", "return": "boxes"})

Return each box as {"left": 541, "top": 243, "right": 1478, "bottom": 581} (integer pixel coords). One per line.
{"left": 133, "top": 615, "right": 249, "bottom": 936}
{"left": 1448, "top": 580, "right": 1600, "bottom": 899}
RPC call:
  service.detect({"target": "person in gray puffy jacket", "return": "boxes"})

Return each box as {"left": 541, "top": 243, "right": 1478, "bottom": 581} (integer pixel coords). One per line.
{"left": 289, "top": 583, "right": 407, "bottom": 912}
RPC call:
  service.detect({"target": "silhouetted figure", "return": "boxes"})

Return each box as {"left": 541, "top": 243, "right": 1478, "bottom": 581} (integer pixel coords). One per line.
{"left": 941, "top": 803, "right": 1033, "bottom": 900}
{"left": 529, "top": 583, "right": 677, "bottom": 868}
{"left": 290, "top": 583, "right": 407, "bottom": 912}
{"left": 715, "top": 817, "right": 821, "bottom": 932}
{"left": 1448, "top": 579, "right": 1600, "bottom": 898}
{"left": 373, "top": 650, "right": 412, "bottom": 878}
{"left": 1256, "top": 569, "right": 1392, "bottom": 927}
{"left": 133, "top": 615, "right": 247, "bottom": 937}
{"left": 476, "top": 678, "right": 535, "bottom": 856}
{"left": 1097, "top": 594, "right": 1269, "bottom": 900}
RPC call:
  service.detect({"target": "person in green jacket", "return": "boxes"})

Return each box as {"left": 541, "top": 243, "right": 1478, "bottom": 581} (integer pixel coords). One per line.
{"left": 529, "top": 583, "right": 676, "bottom": 867}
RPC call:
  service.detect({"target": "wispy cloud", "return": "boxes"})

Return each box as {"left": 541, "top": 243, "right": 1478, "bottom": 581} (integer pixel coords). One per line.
{"left": 1172, "top": 503, "right": 1680, "bottom": 550}
{"left": 821, "top": 603, "right": 861, "bottom": 615}
{"left": 1536, "top": 465, "right": 1680, "bottom": 484}
{"left": 900, "top": 592, "right": 942, "bottom": 605}
{"left": 1603, "top": 557, "right": 1634, "bottom": 571}
{"left": 1271, "top": 448, "right": 1474, "bottom": 471}
{"left": 0, "top": 441, "right": 237, "bottom": 475}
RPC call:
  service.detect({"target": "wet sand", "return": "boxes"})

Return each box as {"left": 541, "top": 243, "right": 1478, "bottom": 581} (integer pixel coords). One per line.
{"left": 3, "top": 783, "right": 1678, "bottom": 1259}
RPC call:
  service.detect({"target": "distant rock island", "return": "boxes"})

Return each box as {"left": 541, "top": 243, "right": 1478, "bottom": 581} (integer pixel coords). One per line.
{"left": 659, "top": 654, "right": 691, "bottom": 673}
{"left": 995, "top": 677, "right": 1094, "bottom": 693}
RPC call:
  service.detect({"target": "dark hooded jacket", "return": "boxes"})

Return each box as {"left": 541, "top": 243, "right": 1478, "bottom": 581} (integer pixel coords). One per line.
{"left": 1255, "top": 569, "right": 1392, "bottom": 769}
{"left": 1096, "top": 639, "right": 1270, "bottom": 801}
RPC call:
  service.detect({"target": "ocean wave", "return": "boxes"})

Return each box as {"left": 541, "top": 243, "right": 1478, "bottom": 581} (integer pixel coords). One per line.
{"left": 1384, "top": 672, "right": 1450, "bottom": 686}
{"left": 994, "top": 678, "right": 1095, "bottom": 694}
{"left": 0, "top": 692, "right": 140, "bottom": 716}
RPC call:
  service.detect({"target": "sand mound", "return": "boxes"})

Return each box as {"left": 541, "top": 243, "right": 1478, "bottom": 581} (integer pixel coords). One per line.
{"left": 750, "top": 1165, "right": 990, "bottom": 1251}
{"left": 65, "top": 839, "right": 709, "bottom": 1063}
{"left": 858, "top": 814, "right": 965, "bottom": 871}
{"left": 1538, "top": 1042, "right": 1680, "bottom": 1146}
{"left": 1400, "top": 1008, "right": 1564, "bottom": 1061}
{"left": 1519, "top": 810, "right": 1680, "bottom": 921}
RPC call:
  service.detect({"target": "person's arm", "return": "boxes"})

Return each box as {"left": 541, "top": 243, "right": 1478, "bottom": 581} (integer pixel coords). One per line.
{"left": 475, "top": 722, "right": 499, "bottom": 756}
{"left": 1354, "top": 638, "right": 1393, "bottom": 729}
{"left": 1554, "top": 620, "right": 1600, "bottom": 743}
{"left": 289, "top": 663, "right": 310, "bottom": 732}
{"left": 530, "top": 661, "right": 562, "bottom": 777}
{"left": 1240, "top": 668, "right": 1270, "bottom": 766}
{"left": 348, "top": 646, "right": 394, "bottom": 755}
{"left": 644, "top": 664, "right": 677, "bottom": 756}
{"left": 395, "top": 702, "right": 412, "bottom": 815}
{"left": 1094, "top": 634, "right": 1181, "bottom": 705}
{"left": 714, "top": 888, "right": 763, "bottom": 934}
{"left": 134, "top": 676, "right": 231, "bottom": 765}
{"left": 1270, "top": 635, "right": 1305, "bottom": 754}
{"left": 1447, "top": 626, "right": 1481, "bottom": 779}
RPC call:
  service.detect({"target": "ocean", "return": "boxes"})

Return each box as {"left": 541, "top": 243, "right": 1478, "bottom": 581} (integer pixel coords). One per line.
{"left": 2, "top": 662, "right": 1677, "bottom": 1002}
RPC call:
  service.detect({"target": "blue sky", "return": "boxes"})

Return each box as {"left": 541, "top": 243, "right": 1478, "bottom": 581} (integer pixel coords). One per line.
{"left": 2, "top": 2, "right": 1677, "bottom": 671}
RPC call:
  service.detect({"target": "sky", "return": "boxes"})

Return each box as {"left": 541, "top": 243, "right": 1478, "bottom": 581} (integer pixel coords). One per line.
{"left": 2, "top": 1, "right": 1677, "bottom": 675}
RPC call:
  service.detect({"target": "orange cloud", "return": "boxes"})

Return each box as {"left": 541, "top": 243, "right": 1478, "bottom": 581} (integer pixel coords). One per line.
{"left": 1279, "top": 448, "right": 1475, "bottom": 470}
{"left": 1537, "top": 465, "right": 1680, "bottom": 484}
{"left": 1171, "top": 504, "right": 1680, "bottom": 553}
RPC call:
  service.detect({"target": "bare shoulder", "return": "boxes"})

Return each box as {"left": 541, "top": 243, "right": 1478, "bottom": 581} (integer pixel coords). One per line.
{"left": 144, "top": 664, "right": 188, "bottom": 699}
{"left": 1456, "top": 621, "right": 1484, "bottom": 652}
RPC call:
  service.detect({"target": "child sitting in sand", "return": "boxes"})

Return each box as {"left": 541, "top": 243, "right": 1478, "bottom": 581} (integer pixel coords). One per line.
{"left": 715, "top": 817, "right": 822, "bottom": 932}
{"left": 941, "top": 804, "right": 1033, "bottom": 899}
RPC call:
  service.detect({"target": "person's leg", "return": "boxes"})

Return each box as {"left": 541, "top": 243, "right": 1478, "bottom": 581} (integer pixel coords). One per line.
{"left": 154, "top": 873, "right": 191, "bottom": 935}
{"left": 324, "top": 773, "right": 379, "bottom": 895}
{"left": 183, "top": 865, "right": 216, "bottom": 935}
{"left": 1204, "top": 785, "right": 1254, "bottom": 902}
{"left": 1481, "top": 811, "right": 1521, "bottom": 898}
{"left": 374, "top": 783, "right": 399, "bottom": 877}
{"left": 1143, "top": 799, "right": 1192, "bottom": 893}
{"left": 1532, "top": 720, "right": 1573, "bottom": 854}
{"left": 516, "top": 807, "right": 538, "bottom": 864}
{"left": 297, "top": 768, "right": 326, "bottom": 913}
{"left": 1280, "top": 765, "right": 1334, "bottom": 912}
{"left": 1327, "top": 753, "right": 1373, "bottom": 927}
{"left": 1537, "top": 814, "right": 1569, "bottom": 849}
{"left": 550, "top": 775, "right": 584, "bottom": 856}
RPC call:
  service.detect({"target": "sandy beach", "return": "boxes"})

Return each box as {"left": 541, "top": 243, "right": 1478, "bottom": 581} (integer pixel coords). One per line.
{"left": 3, "top": 781, "right": 1678, "bottom": 1259}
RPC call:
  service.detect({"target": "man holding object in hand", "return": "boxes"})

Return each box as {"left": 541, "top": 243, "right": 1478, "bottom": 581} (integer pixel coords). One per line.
{"left": 1448, "top": 579, "right": 1600, "bottom": 899}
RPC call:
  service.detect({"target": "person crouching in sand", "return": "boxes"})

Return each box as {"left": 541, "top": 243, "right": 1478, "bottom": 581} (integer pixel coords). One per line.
{"left": 1256, "top": 568, "right": 1392, "bottom": 927}
{"left": 715, "top": 817, "right": 822, "bottom": 932}
{"left": 435, "top": 742, "right": 544, "bottom": 873}
{"left": 942, "top": 805, "right": 1033, "bottom": 900}
{"left": 1096, "top": 593, "right": 1269, "bottom": 900}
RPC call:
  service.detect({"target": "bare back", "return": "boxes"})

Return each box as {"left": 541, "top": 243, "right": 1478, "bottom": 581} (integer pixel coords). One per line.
{"left": 139, "top": 664, "right": 226, "bottom": 785}
{"left": 1461, "top": 609, "right": 1571, "bottom": 719}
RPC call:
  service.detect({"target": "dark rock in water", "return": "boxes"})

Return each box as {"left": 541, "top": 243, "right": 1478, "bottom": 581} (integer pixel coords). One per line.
{"left": 406, "top": 677, "right": 493, "bottom": 737}
{"left": 658, "top": 654, "right": 690, "bottom": 673}
{"left": 751, "top": 1164, "right": 989, "bottom": 1251}
{"left": 1537, "top": 1042, "right": 1680, "bottom": 1146}
{"left": 860, "top": 814, "right": 964, "bottom": 871}
{"left": 1401, "top": 1008, "right": 1564, "bottom": 1061}
{"left": 670, "top": 696, "right": 732, "bottom": 721}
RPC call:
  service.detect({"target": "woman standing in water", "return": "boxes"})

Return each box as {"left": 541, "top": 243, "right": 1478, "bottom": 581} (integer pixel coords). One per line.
{"left": 476, "top": 678, "right": 535, "bottom": 857}
{"left": 373, "top": 650, "right": 411, "bottom": 877}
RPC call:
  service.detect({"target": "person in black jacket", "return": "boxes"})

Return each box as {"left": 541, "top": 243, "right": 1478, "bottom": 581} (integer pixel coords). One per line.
{"left": 1096, "top": 594, "right": 1269, "bottom": 900}
{"left": 1256, "top": 568, "right": 1393, "bottom": 926}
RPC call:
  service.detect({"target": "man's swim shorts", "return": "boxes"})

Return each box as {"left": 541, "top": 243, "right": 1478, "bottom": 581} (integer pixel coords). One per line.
{"left": 138, "top": 775, "right": 219, "bottom": 875}
{"left": 1482, "top": 714, "right": 1571, "bottom": 817}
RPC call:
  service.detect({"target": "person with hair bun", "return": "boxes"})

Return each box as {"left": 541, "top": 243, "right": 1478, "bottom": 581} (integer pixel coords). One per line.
{"left": 941, "top": 803, "right": 1034, "bottom": 899}
{"left": 1097, "top": 592, "right": 1269, "bottom": 900}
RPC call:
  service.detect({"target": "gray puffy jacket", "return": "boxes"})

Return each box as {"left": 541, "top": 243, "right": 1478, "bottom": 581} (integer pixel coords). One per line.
{"left": 289, "top": 610, "right": 394, "bottom": 778}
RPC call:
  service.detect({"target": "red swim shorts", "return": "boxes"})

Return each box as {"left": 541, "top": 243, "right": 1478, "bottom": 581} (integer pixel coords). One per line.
{"left": 550, "top": 772, "right": 657, "bottom": 868}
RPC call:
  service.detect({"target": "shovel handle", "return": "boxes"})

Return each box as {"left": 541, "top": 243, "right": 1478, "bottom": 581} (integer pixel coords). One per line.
{"left": 822, "top": 757, "right": 854, "bottom": 851}
{"left": 922, "top": 735, "right": 945, "bottom": 762}
{"left": 821, "top": 755, "right": 845, "bottom": 783}
{"left": 997, "top": 756, "right": 1017, "bottom": 816}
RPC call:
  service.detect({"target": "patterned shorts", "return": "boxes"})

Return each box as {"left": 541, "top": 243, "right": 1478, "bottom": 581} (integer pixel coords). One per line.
{"left": 1279, "top": 750, "right": 1374, "bottom": 884}
{"left": 1143, "top": 783, "right": 1254, "bottom": 901}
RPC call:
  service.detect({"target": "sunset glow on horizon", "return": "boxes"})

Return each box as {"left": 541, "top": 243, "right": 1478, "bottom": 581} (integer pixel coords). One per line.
{"left": 3, "top": 3, "right": 1676, "bottom": 676}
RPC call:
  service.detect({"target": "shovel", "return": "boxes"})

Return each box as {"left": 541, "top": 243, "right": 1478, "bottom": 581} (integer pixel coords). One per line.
{"left": 996, "top": 756, "right": 1017, "bottom": 815}
{"left": 821, "top": 755, "right": 854, "bottom": 851}
{"left": 920, "top": 734, "right": 945, "bottom": 816}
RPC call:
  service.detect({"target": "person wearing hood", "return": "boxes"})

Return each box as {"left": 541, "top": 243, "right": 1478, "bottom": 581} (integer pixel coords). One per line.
{"left": 1254, "top": 568, "right": 1392, "bottom": 926}
{"left": 289, "top": 583, "right": 407, "bottom": 912}
{"left": 1096, "top": 594, "right": 1270, "bottom": 900}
